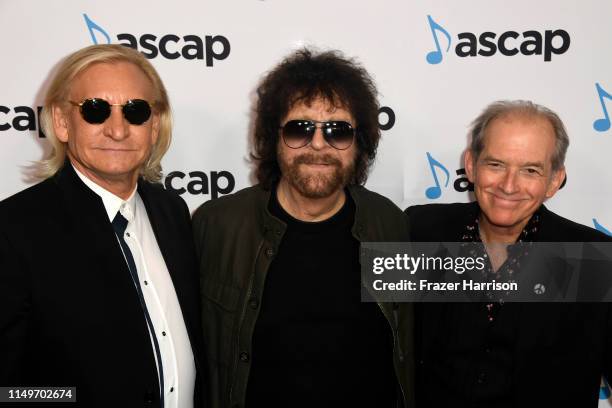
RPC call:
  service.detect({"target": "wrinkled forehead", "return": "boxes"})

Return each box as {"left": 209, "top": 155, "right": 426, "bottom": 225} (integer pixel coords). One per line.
{"left": 481, "top": 112, "right": 557, "bottom": 160}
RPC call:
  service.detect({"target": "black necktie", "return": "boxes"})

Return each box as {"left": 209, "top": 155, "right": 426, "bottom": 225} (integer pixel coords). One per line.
{"left": 112, "top": 211, "right": 165, "bottom": 407}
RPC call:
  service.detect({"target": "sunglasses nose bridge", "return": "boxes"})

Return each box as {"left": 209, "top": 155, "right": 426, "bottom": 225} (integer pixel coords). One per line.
{"left": 102, "top": 105, "right": 130, "bottom": 140}
{"left": 308, "top": 124, "right": 329, "bottom": 150}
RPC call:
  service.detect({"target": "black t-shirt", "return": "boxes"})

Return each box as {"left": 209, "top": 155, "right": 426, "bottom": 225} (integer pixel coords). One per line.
{"left": 245, "top": 189, "right": 396, "bottom": 407}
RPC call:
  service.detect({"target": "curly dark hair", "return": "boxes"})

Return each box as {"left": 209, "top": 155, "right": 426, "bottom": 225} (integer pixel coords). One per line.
{"left": 251, "top": 48, "right": 381, "bottom": 190}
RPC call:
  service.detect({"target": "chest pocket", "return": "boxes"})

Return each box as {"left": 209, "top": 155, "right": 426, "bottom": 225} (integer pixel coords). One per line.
{"left": 202, "top": 278, "right": 241, "bottom": 312}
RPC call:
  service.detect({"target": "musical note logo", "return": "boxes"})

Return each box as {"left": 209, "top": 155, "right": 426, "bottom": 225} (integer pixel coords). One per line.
{"left": 593, "top": 82, "right": 612, "bottom": 132}
{"left": 425, "top": 15, "right": 452, "bottom": 65}
{"left": 83, "top": 14, "right": 111, "bottom": 45}
{"left": 600, "top": 377, "right": 611, "bottom": 400}
{"left": 425, "top": 152, "right": 450, "bottom": 199}
{"left": 593, "top": 219, "right": 612, "bottom": 237}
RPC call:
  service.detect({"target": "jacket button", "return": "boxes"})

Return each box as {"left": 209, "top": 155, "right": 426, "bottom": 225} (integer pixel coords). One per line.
{"left": 265, "top": 248, "right": 274, "bottom": 257}
{"left": 239, "top": 351, "right": 250, "bottom": 362}
{"left": 249, "top": 297, "right": 259, "bottom": 309}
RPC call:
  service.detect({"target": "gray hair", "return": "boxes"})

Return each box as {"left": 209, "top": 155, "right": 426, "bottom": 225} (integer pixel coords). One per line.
{"left": 469, "top": 100, "right": 569, "bottom": 172}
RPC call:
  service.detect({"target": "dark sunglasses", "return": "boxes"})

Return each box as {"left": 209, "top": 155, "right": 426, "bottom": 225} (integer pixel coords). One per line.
{"left": 69, "top": 98, "right": 153, "bottom": 125}
{"left": 279, "top": 120, "right": 356, "bottom": 150}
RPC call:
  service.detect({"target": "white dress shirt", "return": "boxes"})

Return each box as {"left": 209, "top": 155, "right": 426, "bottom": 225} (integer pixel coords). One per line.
{"left": 74, "top": 165, "right": 196, "bottom": 408}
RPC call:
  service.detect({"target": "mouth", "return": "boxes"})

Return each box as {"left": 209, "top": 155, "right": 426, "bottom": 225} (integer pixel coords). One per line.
{"left": 489, "top": 193, "right": 526, "bottom": 207}
{"left": 95, "top": 148, "right": 137, "bottom": 152}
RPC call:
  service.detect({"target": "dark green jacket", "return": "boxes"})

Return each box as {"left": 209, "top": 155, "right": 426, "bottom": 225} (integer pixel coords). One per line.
{"left": 193, "top": 184, "right": 414, "bottom": 408}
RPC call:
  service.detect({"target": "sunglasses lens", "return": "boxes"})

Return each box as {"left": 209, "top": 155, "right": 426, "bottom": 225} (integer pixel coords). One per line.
{"left": 323, "top": 121, "right": 355, "bottom": 149}
{"left": 80, "top": 99, "right": 111, "bottom": 124}
{"left": 282, "top": 120, "right": 314, "bottom": 148}
{"left": 123, "top": 99, "right": 152, "bottom": 125}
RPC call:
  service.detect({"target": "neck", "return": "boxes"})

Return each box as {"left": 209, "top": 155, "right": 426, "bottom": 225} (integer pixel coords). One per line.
{"left": 276, "top": 179, "right": 346, "bottom": 222}
{"left": 69, "top": 158, "right": 137, "bottom": 200}
{"left": 478, "top": 215, "right": 527, "bottom": 244}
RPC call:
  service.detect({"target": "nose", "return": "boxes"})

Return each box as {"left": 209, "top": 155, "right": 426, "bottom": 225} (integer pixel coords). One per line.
{"left": 499, "top": 169, "right": 519, "bottom": 195}
{"left": 102, "top": 106, "right": 129, "bottom": 141}
{"left": 309, "top": 127, "right": 328, "bottom": 151}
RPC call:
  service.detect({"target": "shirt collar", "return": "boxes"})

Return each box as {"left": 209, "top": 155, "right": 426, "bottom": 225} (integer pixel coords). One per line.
{"left": 71, "top": 162, "right": 137, "bottom": 223}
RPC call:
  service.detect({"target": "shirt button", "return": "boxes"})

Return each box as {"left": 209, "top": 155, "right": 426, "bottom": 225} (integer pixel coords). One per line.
{"left": 265, "top": 248, "right": 274, "bottom": 257}
{"left": 477, "top": 372, "right": 486, "bottom": 384}
{"left": 239, "top": 352, "right": 250, "bottom": 362}
{"left": 126, "top": 232, "right": 131, "bottom": 238}
{"left": 248, "top": 297, "right": 259, "bottom": 309}
{"left": 144, "top": 280, "right": 148, "bottom": 286}
{"left": 170, "top": 387, "right": 174, "bottom": 392}
{"left": 162, "top": 331, "right": 166, "bottom": 336}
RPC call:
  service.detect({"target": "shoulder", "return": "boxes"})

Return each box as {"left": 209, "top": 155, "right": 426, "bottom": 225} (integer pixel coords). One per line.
{"left": 0, "top": 178, "right": 58, "bottom": 218}
{"left": 349, "top": 185, "right": 409, "bottom": 240}
{"left": 540, "top": 206, "right": 612, "bottom": 242}
{"left": 349, "top": 185, "right": 404, "bottom": 217}
{"left": 404, "top": 202, "right": 476, "bottom": 241}
{"left": 193, "top": 185, "right": 267, "bottom": 227}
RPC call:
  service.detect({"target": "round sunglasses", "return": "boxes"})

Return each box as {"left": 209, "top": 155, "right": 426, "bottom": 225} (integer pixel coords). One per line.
{"left": 69, "top": 98, "right": 153, "bottom": 125}
{"left": 279, "top": 119, "right": 356, "bottom": 150}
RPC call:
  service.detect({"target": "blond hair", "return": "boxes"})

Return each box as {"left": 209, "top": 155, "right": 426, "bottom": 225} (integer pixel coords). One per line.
{"left": 38, "top": 44, "right": 172, "bottom": 182}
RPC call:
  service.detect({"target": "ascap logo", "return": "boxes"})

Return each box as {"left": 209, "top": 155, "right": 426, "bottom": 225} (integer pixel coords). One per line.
{"left": 593, "top": 82, "right": 612, "bottom": 132}
{"left": 425, "top": 15, "right": 570, "bottom": 65}
{"left": 83, "top": 14, "right": 230, "bottom": 66}
{"left": 0, "top": 105, "right": 45, "bottom": 138}
{"left": 424, "top": 152, "right": 473, "bottom": 199}
{"left": 593, "top": 219, "right": 612, "bottom": 237}
{"left": 164, "top": 170, "right": 235, "bottom": 199}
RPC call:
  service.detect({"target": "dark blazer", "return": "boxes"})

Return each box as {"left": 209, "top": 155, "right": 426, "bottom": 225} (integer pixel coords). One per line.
{"left": 406, "top": 202, "right": 612, "bottom": 408}
{"left": 0, "top": 163, "right": 204, "bottom": 407}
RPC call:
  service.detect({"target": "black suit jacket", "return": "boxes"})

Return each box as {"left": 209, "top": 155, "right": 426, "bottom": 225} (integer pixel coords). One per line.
{"left": 0, "top": 164, "right": 204, "bottom": 407}
{"left": 406, "top": 202, "right": 612, "bottom": 408}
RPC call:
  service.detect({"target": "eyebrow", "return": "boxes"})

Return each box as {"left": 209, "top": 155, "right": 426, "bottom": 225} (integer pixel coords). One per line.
{"left": 480, "top": 155, "right": 545, "bottom": 169}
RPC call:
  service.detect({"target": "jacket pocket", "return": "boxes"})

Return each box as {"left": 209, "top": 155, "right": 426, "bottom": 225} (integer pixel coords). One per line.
{"left": 201, "top": 278, "right": 241, "bottom": 312}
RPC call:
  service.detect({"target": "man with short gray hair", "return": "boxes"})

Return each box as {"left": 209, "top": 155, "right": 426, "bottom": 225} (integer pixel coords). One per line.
{"left": 406, "top": 100, "right": 612, "bottom": 407}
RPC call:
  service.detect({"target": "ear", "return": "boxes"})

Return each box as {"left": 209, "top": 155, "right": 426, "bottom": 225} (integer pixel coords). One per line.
{"left": 545, "top": 166, "right": 566, "bottom": 198}
{"left": 464, "top": 149, "right": 475, "bottom": 182}
{"left": 52, "top": 104, "right": 70, "bottom": 143}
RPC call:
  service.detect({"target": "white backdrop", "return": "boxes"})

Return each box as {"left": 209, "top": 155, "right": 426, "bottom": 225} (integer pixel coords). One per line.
{"left": 1, "top": 1, "right": 611, "bottom": 404}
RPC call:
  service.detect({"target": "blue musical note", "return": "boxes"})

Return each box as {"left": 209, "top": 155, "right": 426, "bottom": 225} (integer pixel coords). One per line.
{"left": 593, "top": 219, "right": 612, "bottom": 237}
{"left": 593, "top": 82, "right": 612, "bottom": 132}
{"left": 600, "top": 377, "right": 611, "bottom": 400}
{"left": 426, "top": 15, "right": 452, "bottom": 65}
{"left": 425, "top": 152, "right": 450, "bottom": 199}
{"left": 83, "top": 14, "right": 111, "bottom": 45}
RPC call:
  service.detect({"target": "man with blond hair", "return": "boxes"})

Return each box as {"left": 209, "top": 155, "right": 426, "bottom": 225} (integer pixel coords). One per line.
{"left": 0, "top": 45, "right": 203, "bottom": 408}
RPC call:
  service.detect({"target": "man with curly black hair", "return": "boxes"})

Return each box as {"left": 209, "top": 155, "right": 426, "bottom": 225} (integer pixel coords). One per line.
{"left": 193, "top": 48, "right": 414, "bottom": 408}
